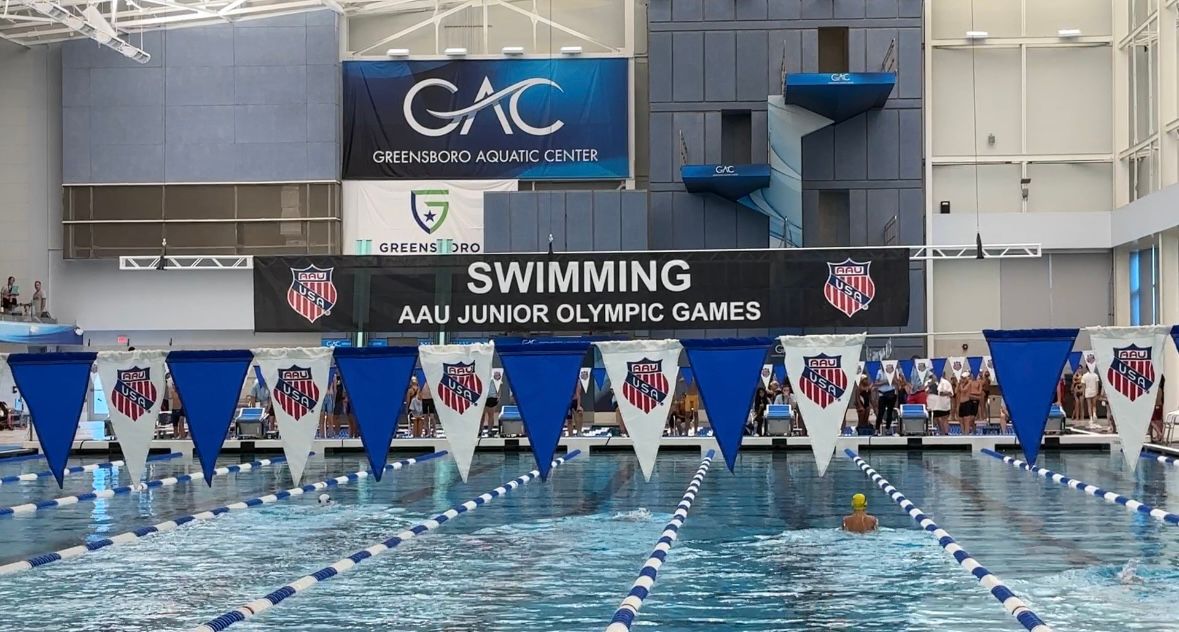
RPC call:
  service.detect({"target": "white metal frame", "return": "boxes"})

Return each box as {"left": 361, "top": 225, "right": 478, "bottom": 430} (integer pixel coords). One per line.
{"left": 119, "top": 255, "right": 254, "bottom": 270}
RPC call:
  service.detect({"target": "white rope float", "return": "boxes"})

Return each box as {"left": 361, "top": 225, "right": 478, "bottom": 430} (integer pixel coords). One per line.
{"left": 0, "top": 455, "right": 289, "bottom": 518}
{"left": 1143, "top": 450, "right": 1179, "bottom": 468}
{"left": 605, "top": 450, "right": 714, "bottom": 632}
{"left": 0, "top": 451, "right": 447, "bottom": 576}
{"left": 192, "top": 450, "right": 583, "bottom": 632}
{"left": 982, "top": 448, "right": 1179, "bottom": 526}
{"left": 0, "top": 452, "right": 183, "bottom": 486}
{"left": 846, "top": 449, "right": 1053, "bottom": 632}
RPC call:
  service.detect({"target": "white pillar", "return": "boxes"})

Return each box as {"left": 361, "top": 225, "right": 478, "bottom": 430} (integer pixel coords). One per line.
{"left": 1158, "top": 232, "right": 1179, "bottom": 415}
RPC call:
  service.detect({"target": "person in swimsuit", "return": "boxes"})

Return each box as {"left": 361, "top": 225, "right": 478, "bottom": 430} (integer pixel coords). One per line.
{"left": 854, "top": 375, "right": 873, "bottom": 436}
{"left": 482, "top": 375, "right": 500, "bottom": 437}
{"left": 418, "top": 379, "right": 436, "bottom": 437}
{"left": 406, "top": 377, "right": 422, "bottom": 437}
{"left": 843, "top": 493, "right": 878, "bottom": 533}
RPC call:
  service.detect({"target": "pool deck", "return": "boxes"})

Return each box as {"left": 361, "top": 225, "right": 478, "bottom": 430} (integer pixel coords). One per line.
{"left": 0, "top": 429, "right": 1137, "bottom": 460}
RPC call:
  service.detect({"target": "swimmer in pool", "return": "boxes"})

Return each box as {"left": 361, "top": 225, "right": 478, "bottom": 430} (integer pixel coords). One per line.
{"left": 318, "top": 493, "right": 334, "bottom": 506}
{"left": 842, "top": 493, "right": 878, "bottom": 533}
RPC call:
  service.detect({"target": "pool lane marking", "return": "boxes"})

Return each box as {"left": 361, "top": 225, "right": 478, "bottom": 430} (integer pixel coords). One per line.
{"left": 192, "top": 450, "right": 582, "bottom": 632}
{"left": 982, "top": 449, "right": 1179, "bottom": 526}
{"left": 846, "top": 450, "right": 1054, "bottom": 632}
{"left": 0, "top": 452, "right": 183, "bottom": 486}
{"left": 605, "top": 450, "right": 714, "bottom": 632}
{"left": 0, "top": 451, "right": 446, "bottom": 577}
{"left": 0, "top": 455, "right": 293, "bottom": 518}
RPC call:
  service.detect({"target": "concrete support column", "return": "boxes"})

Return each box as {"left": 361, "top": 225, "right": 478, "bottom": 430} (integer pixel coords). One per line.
{"left": 1158, "top": 232, "right": 1179, "bottom": 414}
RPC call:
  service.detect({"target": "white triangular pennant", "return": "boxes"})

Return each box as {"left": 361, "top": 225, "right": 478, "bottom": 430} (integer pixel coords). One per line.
{"left": 881, "top": 360, "right": 898, "bottom": 385}
{"left": 596, "top": 339, "right": 683, "bottom": 481}
{"left": 982, "top": 355, "right": 998, "bottom": 384}
{"left": 1086, "top": 326, "right": 1168, "bottom": 471}
{"left": 780, "top": 334, "right": 865, "bottom": 477}
{"left": 947, "top": 356, "right": 966, "bottom": 378}
{"left": 1083, "top": 350, "right": 1098, "bottom": 375}
{"left": 253, "top": 347, "right": 333, "bottom": 483}
{"left": 914, "top": 358, "right": 931, "bottom": 384}
{"left": 760, "top": 364, "right": 773, "bottom": 388}
{"left": 96, "top": 350, "right": 167, "bottom": 484}
{"left": 856, "top": 361, "right": 865, "bottom": 380}
{"left": 578, "top": 367, "right": 591, "bottom": 394}
{"left": 420, "top": 342, "right": 495, "bottom": 482}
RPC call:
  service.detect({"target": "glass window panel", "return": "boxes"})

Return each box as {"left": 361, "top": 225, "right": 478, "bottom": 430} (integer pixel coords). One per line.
{"left": 307, "top": 184, "right": 334, "bottom": 219}
{"left": 238, "top": 184, "right": 308, "bottom": 220}
{"left": 238, "top": 221, "right": 309, "bottom": 249}
{"left": 64, "top": 187, "right": 90, "bottom": 221}
{"left": 164, "top": 222, "right": 238, "bottom": 249}
{"left": 165, "top": 185, "right": 236, "bottom": 220}
{"left": 91, "top": 186, "right": 163, "bottom": 221}
{"left": 91, "top": 223, "right": 164, "bottom": 250}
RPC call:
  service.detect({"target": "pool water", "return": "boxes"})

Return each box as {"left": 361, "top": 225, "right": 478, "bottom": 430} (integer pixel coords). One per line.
{"left": 1, "top": 448, "right": 1178, "bottom": 631}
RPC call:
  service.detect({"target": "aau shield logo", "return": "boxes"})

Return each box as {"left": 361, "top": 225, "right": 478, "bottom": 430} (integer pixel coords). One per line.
{"left": 824, "top": 258, "right": 876, "bottom": 318}
{"left": 799, "top": 354, "right": 847, "bottom": 409}
{"left": 438, "top": 361, "right": 482, "bottom": 414}
{"left": 411, "top": 189, "right": 449, "bottom": 234}
{"left": 287, "top": 265, "right": 337, "bottom": 324}
{"left": 623, "top": 358, "right": 669, "bottom": 414}
{"left": 111, "top": 367, "right": 157, "bottom": 421}
{"left": 1107, "top": 344, "right": 1155, "bottom": 402}
{"left": 273, "top": 366, "right": 319, "bottom": 420}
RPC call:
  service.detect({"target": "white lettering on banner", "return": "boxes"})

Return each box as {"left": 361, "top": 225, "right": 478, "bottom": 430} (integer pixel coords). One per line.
{"left": 830, "top": 73, "right": 851, "bottom": 81}
{"left": 715, "top": 165, "right": 736, "bottom": 174}
{"left": 397, "top": 301, "right": 763, "bottom": 326}
{"left": 370, "top": 148, "right": 601, "bottom": 166}
{"left": 466, "top": 260, "right": 693, "bottom": 295}
{"left": 403, "top": 77, "right": 565, "bottom": 137}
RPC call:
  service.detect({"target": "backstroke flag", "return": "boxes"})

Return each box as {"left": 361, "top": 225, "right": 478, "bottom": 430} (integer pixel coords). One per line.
{"left": 592, "top": 367, "right": 608, "bottom": 391}
{"left": 420, "top": 342, "right": 495, "bottom": 482}
{"left": 931, "top": 358, "right": 947, "bottom": 380}
{"left": 497, "top": 339, "right": 591, "bottom": 479}
{"left": 914, "top": 358, "right": 931, "bottom": 384}
{"left": 334, "top": 346, "right": 419, "bottom": 481}
{"left": 982, "top": 355, "right": 998, "bottom": 384}
{"left": 579, "top": 367, "right": 592, "bottom": 395}
{"left": 1084, "top": 350, "right": 1098, "bottom": 374}
{"left": 596, "top": 340, "right": 683, "bottom": 481}
{"left": 760, "top": 364, "right": 773, "bottom": 389}
{"left": 864, "top": 360, "right": 881, "bottom": 382}
{"left": 773, "top": 363, "right": 787, "bottom": 385}
{"left": 898, "top": 359, "right": 914, "bottom": 384}
{"left": 780, "top": 334, "right": 865, "bottom": 476}
{"left": 682, "top": 338, "right": 772, "bottom": 472}
{"left": 253, "top": 347, "right": 333, "bottom": 483}
{"left": 96, "top": 350, "right": 167, "bottom": 484}
{"left": 6, "top": 352, "right": 97, "bottom": 487}
{"left": 1067, "top": 351, "right": 1083, "bottom": 374}
{"left": 167, "top": 350, "right": 254, "bottom": 484}
{"left": 966, "top": 356, "right": 982, "bottom": 378}
{"left": 947, "top": 356, "right": 967, "bottom": 378}
{"left": 881, "top": 360, "right": 898, "bottom": 385}
{"left": 1087, "top": 326, "right": 1169, "bottom": 471}
{"left": 984, "top": 329, "right": 1078, "bottom": 464}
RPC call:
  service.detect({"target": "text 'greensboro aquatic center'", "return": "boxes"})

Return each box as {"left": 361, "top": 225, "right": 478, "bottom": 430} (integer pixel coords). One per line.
{"left": 372, "top": 148, "right": 600, "bottom": 165}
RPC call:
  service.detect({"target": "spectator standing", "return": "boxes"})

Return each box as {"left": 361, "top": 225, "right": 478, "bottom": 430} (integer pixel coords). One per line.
{"left": 167, "top": 374, "right": 186, "bottom": 439}
{"left": 853, "top": 375, "right": 873, "bottom": 436}
{"left": 932, "top": 373, "right": 954, "bottom": 435}
{"left": 407, "top": 377, "right": 423, "bottom": 437}
{"left": 874, "top": 366, "right": 898, "bottom": 434}
{"left": 1081, "top": 367, "right": 1101, "bottom": 422}
{"left": 0, "top": 276, "right": 17, "bottom": 313}
{"left": 30, "top": 281, "right": 46, "bottom": 318}
{"left": 1071, "top": 370, "right": 1086, "bottom": 420}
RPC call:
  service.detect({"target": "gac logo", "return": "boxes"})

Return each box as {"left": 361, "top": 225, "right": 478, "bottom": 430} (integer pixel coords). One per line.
{"left": 403, "top": 77, "right": 565, "bottom": 137}
{"left": 830, "top": 73, "right": 852, "bottom": 82}
{"left": 715, "top": 165, "right": 736, "bottom": 174}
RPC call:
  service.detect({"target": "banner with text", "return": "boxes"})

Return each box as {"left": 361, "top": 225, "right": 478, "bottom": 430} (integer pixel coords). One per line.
{"left": 253, "top": 249, "right": 911, "bottom": 333}
{"left": 343, "top": 180, "right": 516, "bottom": 256}
{"left": 342, "top": 59, "right": 629, "bottom": 179}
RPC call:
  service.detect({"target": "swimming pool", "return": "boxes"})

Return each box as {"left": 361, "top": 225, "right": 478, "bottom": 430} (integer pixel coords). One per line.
{"left": 0, "top": 448, "right": 1176, "bottom": 631}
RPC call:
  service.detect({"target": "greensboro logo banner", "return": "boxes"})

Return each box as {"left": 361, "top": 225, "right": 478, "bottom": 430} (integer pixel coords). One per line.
{"left": 1087, "top": 326, "right": 1169, "bottom": 471}
{"left": 253, "top": 347, "right": 333, "bottom": 483}
{"left": 780, "top": 333, "right": 865, "bottom": 477}
{"left": 595, "top": 340, "right": 682, "bottom": 481}
{"left": 96, "top": 350, "right": 167, "bottom": 484}
{"left": 420, "top": 342, "right": 495, "bottom": 482}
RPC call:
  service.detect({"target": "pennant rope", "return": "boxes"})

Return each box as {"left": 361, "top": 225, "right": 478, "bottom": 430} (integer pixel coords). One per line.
{"left": 981, "top": 449, "right": 1179, "bottom": 526}
{"left": 0, "top": 452, "right": 182, "bottom": 486}
{"left": 605, "top": 450, "right": 715, "bottom": 632}
{"left": 846, "top": 450, "right": 1053, "bottom": 632}
{"left": 192, "top": 451, "right": 583, "bottom": 632}
{"left": 0, "top": 456, "right": 289, "bottom": 517}
{"left": 0, "top": 451, "right": 446, "bottom": 577}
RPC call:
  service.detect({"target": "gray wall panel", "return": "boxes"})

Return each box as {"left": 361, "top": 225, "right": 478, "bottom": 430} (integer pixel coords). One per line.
{"left": 898, "top": 108, "right": 922, "bottom": 180}
{"left": 648, "top": 113, "right": 674, "bottom": 183}
{"left": 166, "top": 67, "right": 235, "bottom": 106}
{"left": 703, "top": 197, "right": 738, "bottom": 249}
{"left": 672, "top": 32, "right": 704, "bottom": 102}
{"left": 704, "top": 31, "right": 736, "bottom": 102}
{"left": 703, "top": 112, "right": 722, "bottom": 164}
{"left": 235, "top": 66, "right": 306, "bottom": 105}
{"left": 482, "top": 193, "right": 512, "bottom": 253}
{"left": 90, "top": 68, "right": 164, "bottom": 106}
{"left": 704, "top": 0, "right": 735, "bottom": 20}
{"left": 801, "top": 28, "right": 819, "bottom": 72}
{"left": 648, "top": 192, "right": 674, "bottom": 250}
{"left": 566, "top": 192, "right": 595, "bottom": 251}
{"left": 848, "top": 28, "right": 867, "bottom": 72}
{"left": 802, "top": 127, "right": 835, "bottom": 180}
{"left": 165, "top": 24, "right": 235, "bottom": 66}
{"left": 235, "top": 142, "right": 308, "bottom": 181}
{"left": 648, "top": 32, "right": 673, "bottom": 103}
{"left": 865, "top": 188, "right": 899, "bottom": 246}
{"left": 234, "top": 27, "right": 307, "bottom": 66}
{"left": 165, "top": 143, "right": 237, "bottom": 181}
{"left": 868, "top": 0, "right": 899, "bottom": 17}
{"left": 835, "top": 0, "right": 866, "bottom": 19}
{"left": 849, "top": 189, "right": 868, "bottom": 245}
{"left": 736, "top": 0, "right": 768, "bottom": 20}
{"left": 166, "top": 106, "right": 235, "bottom": 145}
{"left": 999, "top": 259, "right": 1054, "bottom": 329}
{"left": 545, "top": 192, "right": 568, "bottom": 252}
{"left": 649, "top": 0, "right": 671, "bottom": 22}
{"left": 735, "top": 205, "right": 769, "bottom": 247}
{"left": 672, "top": 0, "right": 703, "bottom": 21}
{"left": 620, "top": 192, "right": 648, "bottom": 251}
{"left": 592, "top": 191, "right": 622, "bottom": 250}
{"left": 834, "top": 114, "right": 867, "bottom": 180}
{"left": 234, "top": 105, "right": 308, "bottom": 144}
{"left": 91, "top": 144, "right": 165, "bottom": 181}
{"left": 736, "top": 31, "right": 769, "bottom": 101}
{"left": 672, "top": 192, "right": 706, "bottom": 249}
{"left": 508, "top": 192, "right": 539, "bottom": 252}
{"left": 751, "top": 110, "right": 769, "bottom": 162}
{"left": 899, "top": 188, "right": 924, "bottom": 245}
{"left": 62, "top": 68, "right": 89, "bottom": 107}
{"left": 768, "top": 0, "right": 801, "bottom": 19}
{"left": 90, "top": 106, "right": 163, "bottom": 145}
{"left": 802, "top": 0, "right": 834, "bottom": 19}
{"left": 898, "top": 28, "right": 923, "bottom": 99}
{"left": 866, "top": 109, "right": 899, "bottom": 180}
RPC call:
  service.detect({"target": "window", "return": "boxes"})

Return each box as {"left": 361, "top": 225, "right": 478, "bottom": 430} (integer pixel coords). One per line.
{"left": 721, "top": 110, "right": 752, "bottom": 165}
{"left": 805, "top": 190, "right": 850, "bottom": 247}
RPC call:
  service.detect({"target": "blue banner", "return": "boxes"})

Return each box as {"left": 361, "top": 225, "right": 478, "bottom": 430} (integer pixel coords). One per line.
{"left": 984, "top": 329, "right": 1078, "bottom": 464}
{"left": 931, "top": 358, "right": 947, "bottom": 378}
{"left": 679, "top": 367, "right": 693, "bottom": 388}
{"left": 864, "top": 360, "right": 881, "bottom": 381}
{"left": 342, "top": 59, "right": 629, "bottom": 179}
{"left": 167, "top": 350, "right": 254, "bottom": 484}
{"left": 6, "top": 353, "right": 96, "bottom": 487}
{"left": 414, "top": 368, "right": 426, "bottom": 390}
{"left": 772, "top": 363, "right": 786, "bottom": 384}
{"left": 966, "top": 356, "right": 983, "bottom": 377}
{"left": 682, "top": 338, "right": 772, "bottom": 471}
{"left": 496, "top": 340, "right": 591, "bottom": 479}
{"left": 592, "top": 367, "right": 608, "bottom": 391}
{"left": 898, "top": 359, "right": 914, "bottom": 383}
{"left": 333, "top": 347, "right": 418, "bottom": 480}
{"left": 1067, "top": 351, "right": 1082, "bottom": 373}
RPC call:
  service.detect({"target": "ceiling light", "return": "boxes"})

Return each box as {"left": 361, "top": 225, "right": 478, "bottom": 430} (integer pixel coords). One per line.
{"left": 444, "top": 47, "right": 468, "bottom": 56}
{"left": 1057, "top": 28, "right": 1082, "bottom": 38}
{"left": 560, "top": 45, "right": 583, "bottom": 55}
{"left": 386, "top": 48, "right": 409, "bottom": 57}
{"left": 965, "top": 31, "right": 989, "bottom": 40}
{"left": 502, "top": 46, "right": 525, "bottom": 55}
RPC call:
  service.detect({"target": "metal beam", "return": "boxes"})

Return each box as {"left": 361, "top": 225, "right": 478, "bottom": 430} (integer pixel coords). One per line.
{"left": 119, "top": 255, "right": 255, "bottom": 271}
{"left": 909, "top": 243, "right": 1042, "bottom": 260}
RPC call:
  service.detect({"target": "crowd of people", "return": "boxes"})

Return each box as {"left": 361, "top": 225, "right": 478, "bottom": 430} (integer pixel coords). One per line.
{"left": 0, "top": 276, "right": 48, "bottom": 319}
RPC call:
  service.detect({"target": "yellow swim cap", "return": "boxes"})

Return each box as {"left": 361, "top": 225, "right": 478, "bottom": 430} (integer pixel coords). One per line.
{"left": 851, "top": 493, "right": 868, "bottom": 510}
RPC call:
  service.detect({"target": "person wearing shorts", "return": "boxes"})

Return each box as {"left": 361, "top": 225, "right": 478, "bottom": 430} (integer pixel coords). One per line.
{"left": 932, "top": 374, "right": 953, "bottom": 435}
{"left": 418, "top": 380, "right": 436, "bottom": 437}
{"left": 482, "top": 376, "right": 500, "bottom": 437}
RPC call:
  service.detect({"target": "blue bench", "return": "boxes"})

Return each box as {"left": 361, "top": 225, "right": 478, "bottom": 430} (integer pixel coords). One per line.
{"left": 766, "top": 403, "right": 794, "bottom": 436}
{"left": 498, "top": 405, "right": 524, "bottom": 436}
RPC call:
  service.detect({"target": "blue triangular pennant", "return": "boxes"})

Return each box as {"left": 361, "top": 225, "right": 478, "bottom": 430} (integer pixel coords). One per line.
{"left": 679, "top": 367, "right": 694, "bottom": 388}
{"left": 592, "top": 366, "right": 607, "bottom": 391}
{"left": 984, "top": 329, "right": 1078, "bottom": 464}
{"left": 6, "top": 352, "right": 97, "bottom": 487}
{"left": 496, "top": 340, "right": 591, "bottom": 479}
{"left": 931, "top": 358, "right": 947, "bottom": 378}
{"left": 334, "top": 347, "right": 418, "bottom": 481}
{"left": 167, "top": 350, "right": 254, "bottom": 485}
{"left": 966, "top": 356, "right": 983, "bottom": 377}
{"left": 1067, "top": 351, "right": 1082, "bottom": 373}
{"left": 864, "top": 360, "right": 882, "bottom": 381}
{"left": 682, "top": 338, "right": 772, "bottom": 472}
{"left": 772, "top": 363, "right": 786, "bottom": 385}
{"left": 414, "top": 368, "right": 426, "bottom": 389}
{"left": 898, "top": 359, "right": 915, "bottom": 382}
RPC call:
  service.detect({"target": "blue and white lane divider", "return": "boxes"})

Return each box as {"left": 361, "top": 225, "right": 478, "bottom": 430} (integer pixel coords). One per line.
{"left": 193, "top": 450, "right": 583, "bottom": 632}
{"left": 982, "top": 448, "right": 1179, "bottom": 526}
{"left": 605, "top": 450, "right": 714, "bottom": 632}
{"left": 846, "top": 450, "right": 1053, "bottom": 632}
{"left": 0, "top": 452, "right": 183, "bottom": 486}
{"left": 0, "top": 451, "right": 447, "bottom": 577}
{"left": 0, "top": 456, "right": 288, "bottom": 518}
{"left": 1143, "top": 451, "right": 1179, "bottom": 467}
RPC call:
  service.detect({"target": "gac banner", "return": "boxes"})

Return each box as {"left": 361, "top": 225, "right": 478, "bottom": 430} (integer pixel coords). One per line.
{"left": 342, "top": 59, "right": 629, "bottom": 180}
{"left": 343, "top": 180, "right": 516, "bottom": 255}
{"left": 253, "top": 248, "right": 910, "bottom": 333}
